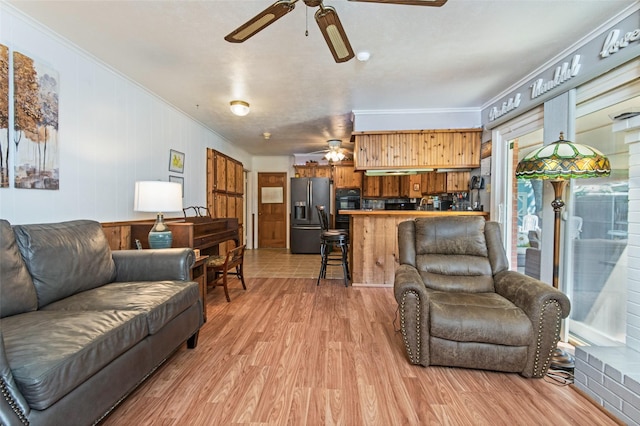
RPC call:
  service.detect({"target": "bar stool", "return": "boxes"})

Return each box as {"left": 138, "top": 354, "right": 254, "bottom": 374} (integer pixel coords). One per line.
{"left": 315, "top": 205, "right": 350, "bottom": 287}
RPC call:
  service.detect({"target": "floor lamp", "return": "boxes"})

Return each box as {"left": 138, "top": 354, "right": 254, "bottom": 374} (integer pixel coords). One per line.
{"left": 515, "top": 132, "right": 611, "bottom": 370}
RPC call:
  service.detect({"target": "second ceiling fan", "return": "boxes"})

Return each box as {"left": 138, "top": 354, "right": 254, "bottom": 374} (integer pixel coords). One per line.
{"left": 224, "top": 0, "right": 448, "bottom": 63}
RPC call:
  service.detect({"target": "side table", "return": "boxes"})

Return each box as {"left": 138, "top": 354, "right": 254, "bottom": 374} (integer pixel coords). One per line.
{"left": 191, "top": 255, "right": 209, "bottom": 322}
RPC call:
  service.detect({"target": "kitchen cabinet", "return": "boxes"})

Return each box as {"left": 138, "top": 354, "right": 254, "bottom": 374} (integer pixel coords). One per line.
{"left": 421, "top": 172, "right": 446, "bottom": 195}
{"left": 420, "top": 171, "right": 470, "bottom": 194}
{"left": 294, "top": 165, "right": 331, "bottom": 178}
{"left": 333, "top": 164, "right": 362, "bottom": 188}
{"left": 401, "top": 174, "right": 423, "bottom": 198}
{"left": 381, "top": 175, "right": 401, "bottom": 198}
{"left": 362, "top": 175, "right": 381, "bottom": 197}
{"left": 446, "top": 171, "right": 471, "bottom": 192}
{"left": 353, "top": 129, "right": 481, "bottom": 170}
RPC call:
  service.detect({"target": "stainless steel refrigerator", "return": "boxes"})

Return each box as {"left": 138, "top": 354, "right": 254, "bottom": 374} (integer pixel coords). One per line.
{"left": 290, "top": 177, "right": 331, "bottom": 254}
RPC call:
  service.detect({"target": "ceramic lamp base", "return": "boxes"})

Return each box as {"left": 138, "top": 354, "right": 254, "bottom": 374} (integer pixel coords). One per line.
{"left": 148, "top": 213, "right": 173, "bottom": 249}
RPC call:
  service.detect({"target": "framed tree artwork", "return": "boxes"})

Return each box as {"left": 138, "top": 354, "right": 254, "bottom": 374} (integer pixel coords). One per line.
{"left": 0, "top": 44, "right": 8, "bottom": 188}
{"left": 13, "top": 51, "right": 59, "bottom": 190}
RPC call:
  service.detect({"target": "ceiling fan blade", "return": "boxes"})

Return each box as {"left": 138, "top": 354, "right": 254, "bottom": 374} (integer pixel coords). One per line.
{"left": 348, "top": 0, "right": 447, "bottom": 6}
{"left": 314, "top": 6, "right": 355, "bottom": 63}
{"left": 225, "top": 0, "right": 297, "bottom": 43}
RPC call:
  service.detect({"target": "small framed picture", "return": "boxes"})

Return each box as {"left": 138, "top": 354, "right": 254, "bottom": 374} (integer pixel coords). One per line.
{"left": 169, "top": 149, "right": 185, "bottom": 173}
{"left": 169, "top": 175, "right": 184, "bottom": 197}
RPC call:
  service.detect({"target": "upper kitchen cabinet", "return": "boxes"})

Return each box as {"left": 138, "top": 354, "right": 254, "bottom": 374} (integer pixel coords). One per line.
{"left": 401, "top": 174, "right": 423, "bottom": 198}
{"left": 362, "top": 174, "right": 381, "bottom": 197}
{"left": 333, "top": 163, "right": 363, "bottom": 188}
{"left": 446, "top": 171, "right": 471, "bottom": 192}
{"left": 353, "top": 129, "right": 482, "bottom": 170}
{"left": 421, "top": 172, "right": 446, "bottom": 195}
{"left": 294, "top": 165, "right": 331, "bottom": 179}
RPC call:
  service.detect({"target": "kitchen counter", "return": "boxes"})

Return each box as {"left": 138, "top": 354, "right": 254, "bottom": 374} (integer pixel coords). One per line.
{"left": 339, "top": 209, "right": 489, "bottom": 287}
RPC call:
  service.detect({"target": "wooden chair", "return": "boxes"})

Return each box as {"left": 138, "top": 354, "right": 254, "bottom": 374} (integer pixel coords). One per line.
{"left": 206, "top": 244, "right": 247, "bottom": 302}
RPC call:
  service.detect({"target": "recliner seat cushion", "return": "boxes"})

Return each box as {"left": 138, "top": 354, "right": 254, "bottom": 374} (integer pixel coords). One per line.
{"left": 0, "top": 309, "right": 148, "bottom": 410}
{"left": 42, "top": 281, "right": 200, "bottom": 334}
{"left": 428, "top": 291, "right": 533, "bottom": 346}
{"left": 0, "top": 219, "right": 38, "bottom": 318}
{"left": 13, "top": 220, "right": 117, "bottom": 307}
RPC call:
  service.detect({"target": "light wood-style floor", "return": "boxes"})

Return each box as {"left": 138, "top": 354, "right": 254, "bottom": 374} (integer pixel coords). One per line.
{"left": 102, "top": 249, "right": 617, "bottom": 425}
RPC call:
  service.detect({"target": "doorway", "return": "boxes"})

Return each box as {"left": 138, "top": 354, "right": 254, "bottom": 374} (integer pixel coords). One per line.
{"left": 257, "top": 172, "right": 287, "bottom": 248}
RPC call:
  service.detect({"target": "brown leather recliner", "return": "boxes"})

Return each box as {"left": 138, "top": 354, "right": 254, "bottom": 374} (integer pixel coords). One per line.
{"left": 394, "top": 216, "right": 570, "bottom": 378}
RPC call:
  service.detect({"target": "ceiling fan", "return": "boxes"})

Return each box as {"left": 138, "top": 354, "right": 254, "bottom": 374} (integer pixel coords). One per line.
{"left": 304, "top": 139, "right": 353, "bottom": 162}
{"left": 224, "top": 0, "right": 448, "bottom": 63}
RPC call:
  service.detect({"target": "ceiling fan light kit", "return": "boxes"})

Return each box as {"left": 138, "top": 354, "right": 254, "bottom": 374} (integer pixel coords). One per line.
{"left": 230, "top": 100, "right": 250, "bottom": 116}
{"left": 225, "top": 0, "right": 446, "bottom": 63}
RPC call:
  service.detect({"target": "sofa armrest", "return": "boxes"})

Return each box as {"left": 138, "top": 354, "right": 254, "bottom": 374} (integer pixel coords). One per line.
{"left": 112, "top": 248, "right": 195, "bottom": 282}
{"left": 494, "top": 270, "right": 571, "bottom": 377}
{"left": 394, "top": 264, "right": 431, "bottom": 366}
{"left": 0, "top": 329, "right": 31, "bottom": 425}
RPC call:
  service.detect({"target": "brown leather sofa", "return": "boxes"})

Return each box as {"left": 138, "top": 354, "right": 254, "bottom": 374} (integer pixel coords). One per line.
{"left": 394, "top": 216, "right": 570, "bottom": 378}
{"left": 0, "top": 219, "right": 203, "bottom": 425}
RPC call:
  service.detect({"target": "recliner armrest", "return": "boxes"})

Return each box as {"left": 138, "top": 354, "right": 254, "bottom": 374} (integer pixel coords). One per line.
{"left": 112, "top": 248, "right": 195, "bottom": 282}
{"left": 494, "top": 270, "right": 571, "bottom": 320}
{"left": 494, "top": 270, "right": 571, "bottom": 377}
{"left": 394, "top": 264, "right": 431, "bottom": 366}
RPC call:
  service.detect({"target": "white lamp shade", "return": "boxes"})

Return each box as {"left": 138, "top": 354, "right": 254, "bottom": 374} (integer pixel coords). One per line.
{"left": 134, "top": 181, "right": 183, "bottom": 212}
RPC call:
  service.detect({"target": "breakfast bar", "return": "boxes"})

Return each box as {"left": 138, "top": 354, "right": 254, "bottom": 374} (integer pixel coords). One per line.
{"left": 340, "top": 210, "right": 489, "bottom": 287}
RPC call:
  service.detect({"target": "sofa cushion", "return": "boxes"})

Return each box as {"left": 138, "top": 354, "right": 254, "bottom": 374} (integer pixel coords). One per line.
{"left": 0, "top": 309, "right": 148, "bottom": 410}
{"left": 0, "top": 219, "right": 38, "bottom": 317}
{"left": 43, "top": 281, "right": 200, "bottom": 334}
{"left": 13, "top": 220, "right": 116, "bottom": 307}
{"left": 428, "top": 291, "right": 533, "bottom": 346}
{"left": 415, "top": 216, "right": 488, "bottom": 257}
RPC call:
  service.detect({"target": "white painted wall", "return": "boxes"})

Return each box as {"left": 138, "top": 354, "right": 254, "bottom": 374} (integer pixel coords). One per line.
{"left": 0, "top": 5, "right": 251, "bottom": 225}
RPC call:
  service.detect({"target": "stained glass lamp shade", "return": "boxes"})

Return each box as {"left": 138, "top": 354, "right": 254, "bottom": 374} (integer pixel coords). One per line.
{"left": 515, "top": 132, "right": 610, "bottom": 180}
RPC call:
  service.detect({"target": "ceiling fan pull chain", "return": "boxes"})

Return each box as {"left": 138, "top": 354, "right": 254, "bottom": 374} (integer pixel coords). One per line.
{"left": 305, "top": 7, "right": 309, "bottom": 36}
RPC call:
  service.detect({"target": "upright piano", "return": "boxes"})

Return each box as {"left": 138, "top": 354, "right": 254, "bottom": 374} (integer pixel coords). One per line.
{"left": 130, "top": 216, "right": 239, "bottom": 255}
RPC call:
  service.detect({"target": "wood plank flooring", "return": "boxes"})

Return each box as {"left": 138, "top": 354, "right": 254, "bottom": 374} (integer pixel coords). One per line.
{"left": 102, "top": 272, "right": 617, "bottom": 425}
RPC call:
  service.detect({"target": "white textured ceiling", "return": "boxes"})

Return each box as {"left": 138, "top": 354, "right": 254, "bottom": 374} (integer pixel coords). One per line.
{"left": 7, "top": 0, "right": 637, "bottom": 156}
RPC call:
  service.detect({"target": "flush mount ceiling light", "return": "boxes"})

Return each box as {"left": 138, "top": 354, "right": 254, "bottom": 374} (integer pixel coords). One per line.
{"left": 230, "top": 100, "right": 250, "bottom": 116}
{"left": 356, "top": 51, "right": 370, "bottom": 61}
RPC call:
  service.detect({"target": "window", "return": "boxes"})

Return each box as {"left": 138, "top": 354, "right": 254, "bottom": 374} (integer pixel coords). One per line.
{"left": 567, "top": 92, "right": 637, "bottom": 346}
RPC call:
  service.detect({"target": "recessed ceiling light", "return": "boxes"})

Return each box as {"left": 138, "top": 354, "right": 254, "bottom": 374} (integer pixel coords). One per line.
{"left": 230, "top": 100, "right": 250, "bottom": 116}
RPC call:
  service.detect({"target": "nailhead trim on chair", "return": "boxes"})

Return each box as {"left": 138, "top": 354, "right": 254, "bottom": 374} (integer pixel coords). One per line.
{"left": 399, "top": 289, "right": 421, "bottom": 364}
{"left": 532, "top": 299, "right": 563, "bottom": 377}
{"left": 1, "top": 376, "right": 29, "bottom": 425}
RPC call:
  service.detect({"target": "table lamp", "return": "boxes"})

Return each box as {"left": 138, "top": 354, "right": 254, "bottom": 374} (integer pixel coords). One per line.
{"left": 134, "top": 181, "right": 183, "bottom": 249}
{"left": 515, "top": 132, "right": 610, "bottom": 370}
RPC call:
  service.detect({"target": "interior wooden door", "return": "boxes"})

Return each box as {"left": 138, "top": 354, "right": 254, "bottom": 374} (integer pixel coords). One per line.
{"left": 258, "top": 172, "right": 287, "bottom": 248}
